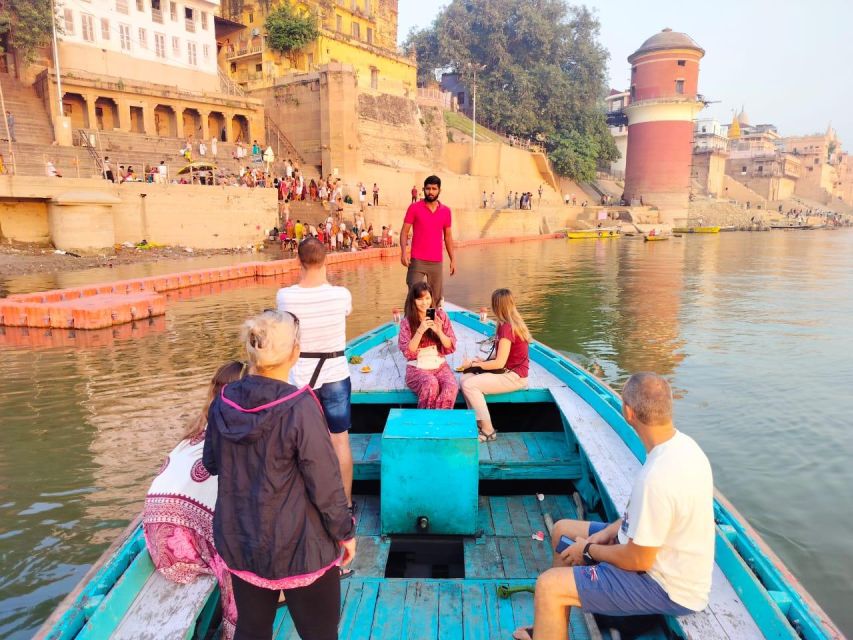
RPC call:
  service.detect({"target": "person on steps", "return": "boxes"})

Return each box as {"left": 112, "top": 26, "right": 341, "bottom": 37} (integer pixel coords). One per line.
{"left": 203, "top": 311, "right": 355, "bottom": 640}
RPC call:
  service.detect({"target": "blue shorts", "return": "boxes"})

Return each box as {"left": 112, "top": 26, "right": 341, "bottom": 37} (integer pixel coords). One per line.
{"left": 315, "top": 377, "right": 351, "bottom": 434}
{"left": 573, "top": 522, "right": 695, "bottom": 617}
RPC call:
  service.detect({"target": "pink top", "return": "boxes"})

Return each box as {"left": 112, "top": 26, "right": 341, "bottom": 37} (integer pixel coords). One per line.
{"left": 398, "top": 308, "right": 457, "bottom": 360}
{"left": 403, "top": 200, "right": 452, "bottom": 262}
{"left": 497, "top": 323, "right": 529, "bottom": 378}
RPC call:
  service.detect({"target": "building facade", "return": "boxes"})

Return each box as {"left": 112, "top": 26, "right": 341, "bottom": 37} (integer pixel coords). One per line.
{"left": 621, "top": 28, "right": 705, "bottom": 219}
{"left": 782, "top": 127, "right": 847, "bottom": 204}
{"left": 219, "top": 0, "right": 416, "bottom": 96}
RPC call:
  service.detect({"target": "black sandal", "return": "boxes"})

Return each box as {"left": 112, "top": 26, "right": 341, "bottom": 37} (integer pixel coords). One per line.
{"left": 340, "top": 567, "right": 354, "bottom": 580}
{"left": 512, "top": 627, "right": 534, "bottom": 640}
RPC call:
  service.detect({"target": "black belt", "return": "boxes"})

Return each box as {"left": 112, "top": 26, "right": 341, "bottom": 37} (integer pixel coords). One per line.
{"left": 300, "top": 351, "right": 346, "bottom": 388}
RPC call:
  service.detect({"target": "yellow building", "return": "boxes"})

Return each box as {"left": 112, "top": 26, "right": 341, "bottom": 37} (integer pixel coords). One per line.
{"left": 218, "top": 0, "right": 417, "bottom": 96}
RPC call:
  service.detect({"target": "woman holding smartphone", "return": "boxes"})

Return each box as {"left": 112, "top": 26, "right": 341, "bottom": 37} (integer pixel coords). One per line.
{"left": 460, "top": 288, "right": 531, "bottom": 441}
{"left": 397, "top": 281, "right": 459, "bottom": 409}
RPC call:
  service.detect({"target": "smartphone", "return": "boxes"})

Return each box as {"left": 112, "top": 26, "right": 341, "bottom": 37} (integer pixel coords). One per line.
{"left": 555, "top": 535, "right": 573, "bottom": 553}
{"left": 426, "top": 308, "right": 436, "bottom": 320}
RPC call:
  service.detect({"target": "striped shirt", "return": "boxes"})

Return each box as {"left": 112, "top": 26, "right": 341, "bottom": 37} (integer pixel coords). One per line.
{"left": 275, "top": 283, "right": 352, "bottom": 388}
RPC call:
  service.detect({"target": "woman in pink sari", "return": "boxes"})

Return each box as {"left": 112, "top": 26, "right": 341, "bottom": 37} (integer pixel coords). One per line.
{"left": 143, "top": 361, "right": 243, "bottom": 639}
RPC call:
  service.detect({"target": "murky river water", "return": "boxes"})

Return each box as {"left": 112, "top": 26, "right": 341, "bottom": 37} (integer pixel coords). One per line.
{"left": 1, "top": 232, "right": 852, "bottom": 637}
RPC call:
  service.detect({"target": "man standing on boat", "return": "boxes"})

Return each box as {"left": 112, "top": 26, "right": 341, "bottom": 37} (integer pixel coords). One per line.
{"left": 514, "top": 372, "right": 714, "bottom": 640}
{"left": 276, "top": 238, "right": 355, "bottom": 517}
{"left": 400, "top": 175, "right": 456, "bottom": 306}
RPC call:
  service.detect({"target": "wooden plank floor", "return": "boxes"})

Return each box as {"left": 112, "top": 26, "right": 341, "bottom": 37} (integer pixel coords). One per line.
{"left": 351, "top": 432, "right": 582, "bottom": 481}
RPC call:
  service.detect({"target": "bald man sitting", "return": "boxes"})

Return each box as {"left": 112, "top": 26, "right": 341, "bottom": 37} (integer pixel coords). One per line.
{"left": 514, "top": 373, "right": 715, "bottom": 640}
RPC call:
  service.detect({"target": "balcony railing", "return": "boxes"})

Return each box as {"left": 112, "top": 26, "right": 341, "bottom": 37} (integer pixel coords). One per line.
{"left": 185, "top": 18, "right": 195, "bottom": 32}
{"left": 152, "top": 8, "right": 163, "bottom": 23}
{"left": 228, "top": 44, "right": 262, "bottom": 59}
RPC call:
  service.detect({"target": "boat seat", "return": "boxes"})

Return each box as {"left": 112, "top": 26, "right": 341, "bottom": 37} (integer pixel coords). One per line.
{"left": 77, "top": 546, "right": 217, "bottom": 640}
{"left": 350, "top": 431, "right": 582, "bottom": 481}
{"left": 549, "top": 386, "right": 764, "bottom": 639}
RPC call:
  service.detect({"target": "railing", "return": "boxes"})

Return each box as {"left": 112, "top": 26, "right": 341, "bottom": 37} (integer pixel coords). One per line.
{"left": 229, "top": 44, "right": 262, "bottom": 59}
{"left": 152, "top": 8, "right": 163, "bottom": 23}
{"left": 185, "top": 18, "right": 195, "bottom": 32}
{"left": 218, "top": 69, "right": 246, "bottom": 97}
{"left": 264, "top": 115, "right": 304, "bottom": 166}
{"left": 76, "top": 129, "right": 103, "bottom": 175}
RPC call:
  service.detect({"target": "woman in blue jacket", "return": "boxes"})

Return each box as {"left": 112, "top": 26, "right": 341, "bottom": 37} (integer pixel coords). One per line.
{"left": 204, "top": 309, "right": 356, "bottom": 640}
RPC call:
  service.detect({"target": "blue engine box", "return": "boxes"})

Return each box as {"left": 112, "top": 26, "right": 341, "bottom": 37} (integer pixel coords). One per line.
{"left": 380, "top": 408, "right": 479, "bottom": 535}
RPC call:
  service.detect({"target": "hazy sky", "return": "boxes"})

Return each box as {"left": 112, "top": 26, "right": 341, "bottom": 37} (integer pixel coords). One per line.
{"left": 398, "top": 0, "right": 853, "bottom": 144}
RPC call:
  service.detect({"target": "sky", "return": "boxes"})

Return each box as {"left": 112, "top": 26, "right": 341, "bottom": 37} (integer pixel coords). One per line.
{"left": 397, "top": 0, "right": 853, "bottom": 144}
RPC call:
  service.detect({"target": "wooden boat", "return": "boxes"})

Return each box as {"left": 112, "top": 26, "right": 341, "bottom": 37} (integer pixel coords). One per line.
{"left": 643, "top": 234, "right": 669, "bottom": 242}
{"left": 566, "top": 228, "right": 620, "bottom": 239}
{"left": 671, "top": 226, "right": 721, "bottom": 234}
{"left": 769, "top": 223, "right": 824, "bottom": 230}
{"left": 38, "top": 304, "right": 842, "bottom": 639}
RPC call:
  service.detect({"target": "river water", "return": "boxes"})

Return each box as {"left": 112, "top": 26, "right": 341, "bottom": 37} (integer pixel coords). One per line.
{"left": 1, "top": 231, "right": 852, "bottom": 637}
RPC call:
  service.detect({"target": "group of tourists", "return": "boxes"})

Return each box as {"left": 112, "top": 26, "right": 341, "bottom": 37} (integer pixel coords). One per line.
{"left": 275, "top": 212, "right": 396, "bottom": 253}
{"left": 141, "top": 174, "right": 715, "bottom": 640}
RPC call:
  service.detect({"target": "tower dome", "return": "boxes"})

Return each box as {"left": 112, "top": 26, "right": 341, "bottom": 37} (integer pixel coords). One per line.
{"left": 628, "top": 28, "right": 705, "bottom": 63}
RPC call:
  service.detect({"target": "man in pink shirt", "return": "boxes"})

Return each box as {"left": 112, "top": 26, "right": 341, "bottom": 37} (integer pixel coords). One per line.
{"left": 400, "top": 175, "right": 456, "bottom": 305}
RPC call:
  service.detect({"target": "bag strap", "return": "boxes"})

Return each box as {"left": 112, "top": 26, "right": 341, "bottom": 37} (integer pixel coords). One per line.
{"left": 300, "top": 351, "right": 346, "bottom": 389}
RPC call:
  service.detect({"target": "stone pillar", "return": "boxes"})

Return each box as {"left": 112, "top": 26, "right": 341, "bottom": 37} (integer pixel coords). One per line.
{"left": 319, "top": 64, "right": 359, "bottom": 179}
{"left": 117, "top": 100, "right": 133, "bottom": 133}
{"left": 48, "top": 191, "right": 121, "bottom": 255}
{"left": 85, "top": 94, "right": 98, "bottom": 130}
{"left": 200, "top": 110, "right": 210, "bottom": 142}
{"left": 142, "top": 102, "right": 156, "bottom": 136}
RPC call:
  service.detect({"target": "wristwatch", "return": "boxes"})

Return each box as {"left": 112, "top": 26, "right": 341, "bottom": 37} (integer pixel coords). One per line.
{"left": 582, "top": 542, "right": 599, "bottom": 566}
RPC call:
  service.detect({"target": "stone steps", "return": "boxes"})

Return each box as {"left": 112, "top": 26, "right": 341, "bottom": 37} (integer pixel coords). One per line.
{"left": 0, "top": 73, "right": 54, "bottom": 145}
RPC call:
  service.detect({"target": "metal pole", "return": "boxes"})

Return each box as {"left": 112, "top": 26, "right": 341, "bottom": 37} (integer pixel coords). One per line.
{"left": 50, "top": 0, "right": 64, "bottom": 117}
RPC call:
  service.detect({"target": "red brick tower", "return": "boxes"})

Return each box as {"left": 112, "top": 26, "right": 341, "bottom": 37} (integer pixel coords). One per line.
{"left": 622, "top": 28, "right": 705, "bottom": 221}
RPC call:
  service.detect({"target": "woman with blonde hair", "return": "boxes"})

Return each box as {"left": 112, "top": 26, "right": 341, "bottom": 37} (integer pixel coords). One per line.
{"left": 460, "top": 288, "right": 531, "bottom": 441}
{"left": 143, "top": 360, "right": 244, "bottom": 639}
{"left": 203, "top": 310, "right": 355, "bottom": 640}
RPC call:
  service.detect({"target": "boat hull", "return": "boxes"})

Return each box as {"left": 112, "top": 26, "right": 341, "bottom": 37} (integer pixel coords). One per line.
{"left": 567, "top": 229, "right": 620, "bottom": 239}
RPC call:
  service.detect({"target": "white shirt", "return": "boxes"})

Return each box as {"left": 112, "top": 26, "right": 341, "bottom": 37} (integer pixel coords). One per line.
{"left": 158, "top": 164, "right": 167, "bottom": 176}
{"left": 276, "top": 283, "right": 352, "bottom": 388}
{"left": 617, "top": 431, "right": 714, "bottom": 611}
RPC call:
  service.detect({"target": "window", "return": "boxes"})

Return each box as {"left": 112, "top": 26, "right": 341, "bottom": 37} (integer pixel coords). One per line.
{"left": 81, "top": 13, "right": 95, "bottom": 41}
{"left": 101, "top": 17, "right": 110, "bottom": 40}
{"left": 675, "top": 79, "right": 684, "bottom": 94}
{"left": 248, "top": 12, "right": 253, "bottom": 22}
{"left": 336, "top": 14, "right": 342, "bottom": 31}
{"left": 138, "top": 27, "right": 147, "bottom": 48}
{"left": 370, "top": 68, "right": 378, "bottom": 89}
{"left": 187, "top": 41, "right": 197, "bottom": 65}
{"left": 203, "top": 43, "right": 210, "bottom": 59}
{"left": 230, "top": 62, "right": 236, "bottom": 72}
{"left": 155, "top": 32, "right": 166, "bottom": 57}
{"left": 741, "top": 166, "right": 747, "bottom": 174}
{"left": 255, "top": 63, "right": 262, "bottom": 72}
{"left": 366, "top": 27, "right": 373, "bottom": 44}
{"left": 172, "top": 35, "right": 180, "bottom": 55}
{"left": 814, "top": 158, "right": 820, "bottom": 165}
{"left": 170, "top": 1, "right": 177, "bottom": 20}
{"left": 758, "top": 165, "right": 763, "bottom": 172}
{"left": 352, "top": 22, "right": 360, "bottom": 39}
{"left": 677, "top": 59, "right": 686, "bottom": 66}
{"left": 116, "top": 0, "right": 129, "bottom": 13}
{"left": 119, "top": 23, "right": 131, "bottom": 50}
{"left": 136, "top": 0, "right": 144, "bottom": 11}
{"left": 307, "top": 53, "right": 314, "bottom": 67}
{"left": 185, "top": 7, "right": 195, "bottom": 31}
{"left": 151, "top": 0, "right": 163, "bottom": 22}
{"left": 201, "top": 11, "right": 208, "bottom": 29}
{"left": 630, "top": 85, "right": 635, "bottom": 99}
{"left": 63, "top": 9, "right": 74, "bottom": 35}
{"left": 457, "top": 92, "right": 465, "bottom": 105}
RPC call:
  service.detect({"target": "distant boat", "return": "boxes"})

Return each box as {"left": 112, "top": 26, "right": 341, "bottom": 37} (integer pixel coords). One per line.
{"left": 567, "top": 228, "right": 620, "bottom": 239}
{"left": 719, "top": 225, "right": 737, "bottom": 232}
{"left": 643, "top": 234, "right": 669, "bottom": 242}
{"left": 671, "top": 226, "right": 721, "bottom": 234}
{"left": 769, "top": 224, "right": 818, "bottom": 230}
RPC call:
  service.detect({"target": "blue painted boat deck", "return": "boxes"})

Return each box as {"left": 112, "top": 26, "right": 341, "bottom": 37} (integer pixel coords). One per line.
{"left": 351, "top": 432, "right": 581, "bottom": 481}
{"left": 270, "top": 494, "right": 592, "bottom": 640}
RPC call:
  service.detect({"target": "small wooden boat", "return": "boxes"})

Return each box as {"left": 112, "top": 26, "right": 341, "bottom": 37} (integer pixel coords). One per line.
{"left": 719, "top": 225, "right": 737, "bottom": 232}
{"left": 671, "top": 226, "right": 721, "bottom": 234}
{"left": 566, "top": 228, "right": 620, "bottom": 239}
{"left": 643, "top": 234, "right": 669, "bottom": 242}
{"left": 38, "top": 305, "right": 843, "bottom": 639}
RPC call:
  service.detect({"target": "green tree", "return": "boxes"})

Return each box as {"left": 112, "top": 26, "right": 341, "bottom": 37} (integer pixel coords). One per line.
{"left": 264, "top": 3, "right": 318, "bottom": 55}
{"left": 0, "top": 0, "right": 56, "bottom": 65}
{"left": 403, "top": 0, "right": 619, "bottom": 181}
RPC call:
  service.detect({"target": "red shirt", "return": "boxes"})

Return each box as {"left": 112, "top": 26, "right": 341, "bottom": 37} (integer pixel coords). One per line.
{"left": 497, "top": 323, "right": 529, "bottom": 378}
{"left": 403, "top": 200, "right": 452, "bottom": 262}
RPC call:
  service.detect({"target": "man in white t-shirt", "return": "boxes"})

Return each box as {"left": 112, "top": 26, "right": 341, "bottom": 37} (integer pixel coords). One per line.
{"left": 276, "top": 238, "right": 355, "bottom": 514}
{"left": 514, "top": 372, "right": 714, "bottom": 640}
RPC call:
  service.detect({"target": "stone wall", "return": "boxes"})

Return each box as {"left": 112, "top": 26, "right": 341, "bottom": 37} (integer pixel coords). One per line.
{"left": 256, "top": 75, "right": 324, "bottom": 170}
{"left": 0, "top": 177, "right": 277, "bottom": 249}
{"left": 357, "top": 93, "right": 443, "bottom": 168}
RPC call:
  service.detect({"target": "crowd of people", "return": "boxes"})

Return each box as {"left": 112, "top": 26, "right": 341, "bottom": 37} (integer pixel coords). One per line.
{"left": 140, "top": 175, "right": 715, "bottom": 640}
